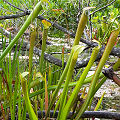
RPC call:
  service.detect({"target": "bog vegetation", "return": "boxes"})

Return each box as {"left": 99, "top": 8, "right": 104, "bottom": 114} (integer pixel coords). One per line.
{"left": 0, "top": 0, "right": 120, "bottom": 120}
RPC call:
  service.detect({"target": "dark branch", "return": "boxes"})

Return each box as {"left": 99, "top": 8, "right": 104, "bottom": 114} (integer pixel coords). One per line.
{"left": 102, "top": 67, "right": 120, "bottom": 86}
{"left": 0, "top": 1, "right": 120, "bottom": 66}
{"left": 1, "top": 0, "right": 116, "bottom": 19}
{"left": 37, "top": 16, "right": 120, "bottom": 57}
{"left": 0, "top": 12, "right": 95, "bottom": 49}
{"left": 1, "top": 11, "right": 120, "bottom": 56}
{"left": 0, "top": 12, "right": 120, "bottom": 57}
{"left": 3, "top": 0, "right": 25, "bottom": 12}
{"left": 0, "top": 11, "right": 29, "bottom": 20}
{"left": 89, "top": 0, "right": 116, "bottom": 16}
{"left": 0, "top": 27, "right": 120, "bottom": 70}
{"left": 0, "top": 27, "right": 89, "bottom": 69}
{"left": 26, "top": 110, "right": 120, "bottom": 119}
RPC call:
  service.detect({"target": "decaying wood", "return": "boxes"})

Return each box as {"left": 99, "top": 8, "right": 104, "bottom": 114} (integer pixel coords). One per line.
{"left": 102, "top": 67, "right": 120, "bottom": 86}
{"left": 1, "top": 12, "right": 119, "bottom": 57}
{"left": 0, "top": 27, "right": 88, "bottom": 69}
{"left": 0, "top": 27, "right": 120, "bottom": 69}
{"left": 0, "top": 12, "right": 29, "bottom": 20}
{"left": 25, "top": 110, "right": 120, "bottom": 119}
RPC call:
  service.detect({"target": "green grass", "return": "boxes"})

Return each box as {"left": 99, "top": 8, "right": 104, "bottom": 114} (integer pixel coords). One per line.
{"left": 0, "top": 1, "right": 120, "bottom": 120}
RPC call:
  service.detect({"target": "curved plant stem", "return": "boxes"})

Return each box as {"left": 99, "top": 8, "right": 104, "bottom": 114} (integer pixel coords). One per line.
{"left": 94, "top": 92, "right": 105, "bottom": 111}
{"left": 29, "top": 73, "right": 104, "bottom": 98}
{"left": 0, "top": 2, "right": 42, "bottom": 61}
{"left": 73, "top": 9, "right": 88, "bottom": 46}
{"left": 72, "top": 57, "right": 120, "bottom": 118}
{"left": 46, "top": 8, "right": 88, "bottom": 119}
{"left": 58, "top": 46, "right": 85, "bottom": 119}
{"left": 20, "top": 75, "right": 38, "bottom": 120}
{"left": 60, "top": 42, "right": 101, "bottom": 120}
{"left": 75, "top": 28, "right": 120, "bottom": 120}
{"left": 92, "top": 57, "right": 120, "bottom": 97}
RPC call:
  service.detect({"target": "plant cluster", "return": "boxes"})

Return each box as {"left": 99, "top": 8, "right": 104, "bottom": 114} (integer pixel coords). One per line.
{"left": 0, "top": 0, "right": 120, "bottom": 120}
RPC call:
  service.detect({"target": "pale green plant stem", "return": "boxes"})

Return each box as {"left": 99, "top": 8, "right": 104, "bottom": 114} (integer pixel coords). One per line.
{"left": 75, "top": 29, "right": 120, "bottom": 120}
{"left": 92, "top": 57, "right": 120, "bottom": 97}
{"left": 21, "top": 76, "right": 38, "bottom": 120}
{"left": 92, "top": 76, "right": 106, "bottom": 97}
{"left": 46, "top": 8, "right": 88, "bottom": 118}
{"left": 40, "top": 29, "right": 48, "bottom": 73}
{"left": 29, "top": 30, "right": 37, "bottom": 84}
{"left": 59, "top": 44, "right": 100, "bottom": 120}
{"left": 73, "top": 57, "right": 120, "bottom": 118}
{"left": 94, "top": 92, "right": 105, "bottom": 111}
{"left": 29, "top": 73, "right": 104, "bottom": 99}
{"left": 62, "top": 47, "right": 64, "bottom": 68}
{"left": 0, "top": 2, "right": 42, "bottom": 61}
{"left": 46, "top": 51, "right": 73, "bottom": 117}
{"left": 29, "top": 72, "right": 104, "bottom": 90}
{"left": 113, "top": 58, "right": 120, "bottom": 71}
{"left": 58, "top": 46, "right": 85, "bottom": 119}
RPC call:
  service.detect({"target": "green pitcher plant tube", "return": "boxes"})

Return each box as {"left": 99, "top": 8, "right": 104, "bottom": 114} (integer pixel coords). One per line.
{"left": 0, "top": 2, "right": 43, "bottom": 61}
{"left": 20, "top": 74, "right": 38, "bottom": 120}
{"left": 75, "top": 28, "right": 120, "bottom": 120}
{"left": 93, "top": 57, "right": 120, "bottom": 97}
{"left": 58, "top": 45, "right": 85, "bottom": 119}
{"left": 40, "top": 20, "right": 51, "bottom": 72}
{"left": 73, "top": 7, "right": 95, "bottom": 46}
{"left": 46, "top": 7, "right": 93, "bottom": 118}
{"left": 113, "top": 58, "right": 120, "bottom": 71}
{"left": 29, "top": 30, "right": 37, "bottom": 83}
{"left": 75, "top": 58, "right": 120, "bottom": 116}
{"left": 40, "top": 28, "right": 48, "bottom": 73}
{"left": 59, "top": 41, "right": 101, "bottom": 120}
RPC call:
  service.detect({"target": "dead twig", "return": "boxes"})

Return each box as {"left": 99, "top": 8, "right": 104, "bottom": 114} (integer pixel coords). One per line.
{"left": 3, "top": 0, "right": 25, "bottom": 12}
{"left": 102, "top": 67, "right": 120, "bottom": 86}
{"left": 89, "top": 0, "right": 116, "bottom": 16}
{"left": 0, "top": 11, "right": 30, "bottom": 20}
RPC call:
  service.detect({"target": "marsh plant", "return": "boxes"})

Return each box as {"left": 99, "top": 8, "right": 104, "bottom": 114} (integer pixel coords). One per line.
{"left": 0, "top": 1, "right": 120, "bottom": 120}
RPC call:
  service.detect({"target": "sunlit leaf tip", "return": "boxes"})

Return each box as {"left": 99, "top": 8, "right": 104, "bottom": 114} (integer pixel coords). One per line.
{"left": 42, "top": 20, "right": 51, "bottom": 29}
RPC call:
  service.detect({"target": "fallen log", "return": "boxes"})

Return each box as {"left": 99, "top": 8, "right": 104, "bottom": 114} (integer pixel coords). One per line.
{"left": 0, "top": 11, "right": 120, "bottom": 57}
{"left": 0, "top": 27, "right": 89, "bottom": 69}
{"left": 25, "top": 110, "right": 120, "bottom": 119}
{"left": 0, "top": 27, "right": 119, "bottom": 69}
